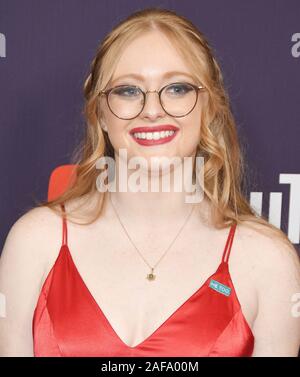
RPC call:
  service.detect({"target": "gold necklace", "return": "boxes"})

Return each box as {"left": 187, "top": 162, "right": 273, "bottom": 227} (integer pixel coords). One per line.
{"left": 109, "top": 193, "right": 195, "bottom": 281}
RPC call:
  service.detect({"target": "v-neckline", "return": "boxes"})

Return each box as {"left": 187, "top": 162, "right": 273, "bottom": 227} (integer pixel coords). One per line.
{"left": 62, "top": 244, "right": 226, "bottom": 350}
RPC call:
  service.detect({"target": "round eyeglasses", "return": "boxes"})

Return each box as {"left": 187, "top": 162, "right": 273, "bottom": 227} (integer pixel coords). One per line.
{"left": 99, "top": 82, "right": 206, "bottom": 120}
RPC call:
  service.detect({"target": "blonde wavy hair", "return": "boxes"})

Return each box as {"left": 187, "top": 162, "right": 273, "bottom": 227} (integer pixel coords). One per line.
{"left": 34, "top": 6, "right": 295, "bottom": 249}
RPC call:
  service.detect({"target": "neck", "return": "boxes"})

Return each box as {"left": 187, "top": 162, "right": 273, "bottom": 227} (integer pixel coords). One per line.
{"left": 104, "top": 156, "right": 210, "bottom": 227}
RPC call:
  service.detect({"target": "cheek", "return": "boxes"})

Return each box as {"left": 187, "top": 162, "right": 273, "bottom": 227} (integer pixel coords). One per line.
{"left": 100, "top": 101, "right": 127, "bottom": 146}
{"left": 180, "top": 110, "right": 202, "bottom": 149}
{"left": 105, "top": 117, "right": 128, "bottom": 148}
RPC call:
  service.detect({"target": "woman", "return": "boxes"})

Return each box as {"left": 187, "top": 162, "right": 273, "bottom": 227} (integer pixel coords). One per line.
{"left": 0, "top": 7, "right": 300, "bottom": 357}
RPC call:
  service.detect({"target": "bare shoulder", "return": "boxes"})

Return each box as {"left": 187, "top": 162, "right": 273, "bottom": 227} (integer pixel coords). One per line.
{"left": 1, "top": 190, "right": 103, "bottom": 267}
{"left": 235, "top": 220, "right": 300, "bottom": 297}
{"left": 1, "top": 205, "right": 63, "bottom": 268}
{"left": 237, "top": 220, "right": 299, "bottom": 272}
{"left": 0, "top": 204, "right": 65, "bottom": 307}
{"left": 235, "top": 221, "right": 300, "bottom": 355}
{"left": 0, "top": 204, "right": 63, "bottom": 356}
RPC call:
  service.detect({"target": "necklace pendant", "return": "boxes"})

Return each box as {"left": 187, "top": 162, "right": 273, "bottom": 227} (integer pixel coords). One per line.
{"left": 147, "top": 268, "right": 156, "bottom": 281}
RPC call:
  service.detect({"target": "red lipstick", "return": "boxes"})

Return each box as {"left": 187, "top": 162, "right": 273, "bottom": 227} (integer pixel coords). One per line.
{"left": 129, "top": 124, "right": 179, "bottom": 146}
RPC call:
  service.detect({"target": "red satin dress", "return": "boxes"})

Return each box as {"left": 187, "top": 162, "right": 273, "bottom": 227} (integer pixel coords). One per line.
{"left": 32, "top": 204, "right": 254, "bottom": 357}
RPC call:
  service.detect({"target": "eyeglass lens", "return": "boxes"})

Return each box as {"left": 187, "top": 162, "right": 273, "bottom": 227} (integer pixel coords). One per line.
{"left": 107, "top": 83, "right": 198, "bottom": 119}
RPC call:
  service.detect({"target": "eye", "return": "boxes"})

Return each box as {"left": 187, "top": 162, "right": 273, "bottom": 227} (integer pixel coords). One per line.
{"left": 111, "top": 85, "right": 141, "bottom": 97}
{"left": 165, "top": 83, "right": 193, "bottom": 96}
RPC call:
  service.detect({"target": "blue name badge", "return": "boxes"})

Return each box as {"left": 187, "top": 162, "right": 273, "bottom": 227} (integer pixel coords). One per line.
{"left": 209, "top": 279, "right": 231, "bottom": 296}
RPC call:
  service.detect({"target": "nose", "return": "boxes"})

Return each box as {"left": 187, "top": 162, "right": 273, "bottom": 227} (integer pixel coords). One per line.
{"left": 139, "top": 90, "right": 166, "bottom": 120}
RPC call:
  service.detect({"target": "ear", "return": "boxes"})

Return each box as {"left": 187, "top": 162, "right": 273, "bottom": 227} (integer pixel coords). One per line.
{"left": 98, "top": 104, "right": 108, "bottom": 132}
{"left": 100, "top": 120, "right": 108, "bottom": 132}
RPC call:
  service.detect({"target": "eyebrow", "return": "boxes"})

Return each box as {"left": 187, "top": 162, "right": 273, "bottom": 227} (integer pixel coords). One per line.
{"left": 110, "top": 71, "right": 196, "bottom": 84}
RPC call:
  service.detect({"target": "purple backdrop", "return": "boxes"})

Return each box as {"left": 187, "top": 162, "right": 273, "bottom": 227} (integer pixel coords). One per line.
{"left": 0, "top": 0, "right": 299, "bottom": 255}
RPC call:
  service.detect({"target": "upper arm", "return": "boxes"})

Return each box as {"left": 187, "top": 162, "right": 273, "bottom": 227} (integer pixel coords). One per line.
{"left": 251, "top": 234, "right": 300, "bottom": 356}
{"left": 0, "top": 207, "right": 57, "bottom": 356}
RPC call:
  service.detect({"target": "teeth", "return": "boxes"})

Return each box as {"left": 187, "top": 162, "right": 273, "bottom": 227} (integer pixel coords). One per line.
{"left": 133, "top": 130, "right": 175, "bottom": 140}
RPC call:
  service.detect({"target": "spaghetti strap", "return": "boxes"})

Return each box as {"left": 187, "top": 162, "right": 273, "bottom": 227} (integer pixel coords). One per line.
{"left": 60, "top": 203, "right": 68, "bottom": 246}
{"left": 221, "top": 223, "right": 237, "bottom": 264}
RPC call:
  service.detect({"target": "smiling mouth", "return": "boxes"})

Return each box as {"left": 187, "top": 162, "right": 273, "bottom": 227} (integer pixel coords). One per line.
{"left": 129, "top": 125, "right": 179, "bottom": 146}
{"left": 130, "top": 129, "right": 178, "bottom": 146}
